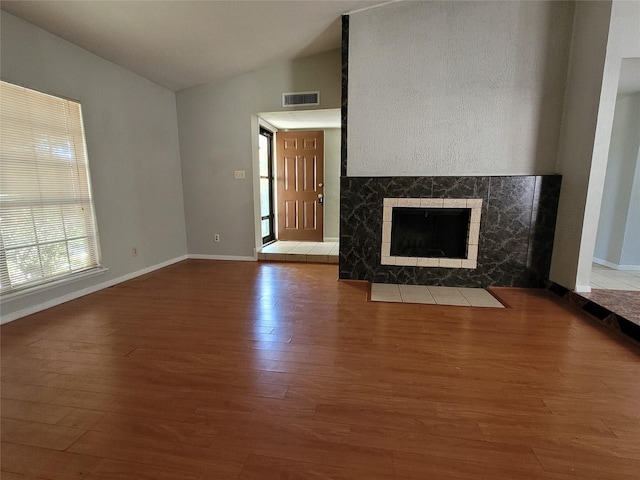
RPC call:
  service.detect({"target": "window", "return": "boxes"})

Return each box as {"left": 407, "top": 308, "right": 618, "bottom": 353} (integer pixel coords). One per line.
{"left": 0, "top": 81, "right": 102, "bottom": 295}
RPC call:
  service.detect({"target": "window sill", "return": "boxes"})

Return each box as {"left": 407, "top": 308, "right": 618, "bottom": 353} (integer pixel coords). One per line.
{"left": 1, "top": 266, "right": 109, "bottom": 303}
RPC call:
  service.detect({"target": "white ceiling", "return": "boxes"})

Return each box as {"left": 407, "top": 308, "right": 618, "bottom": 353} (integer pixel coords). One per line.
{"left": 1, "top": 0, "right": 383, "bottom": 92}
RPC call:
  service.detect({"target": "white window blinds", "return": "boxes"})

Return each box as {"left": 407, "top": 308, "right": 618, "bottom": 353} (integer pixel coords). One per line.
{"left": 0, "top": 81, "right": 101, "bottom": 295}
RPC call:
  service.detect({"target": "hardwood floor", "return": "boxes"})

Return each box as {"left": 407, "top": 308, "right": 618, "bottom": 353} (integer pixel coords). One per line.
{"left": 1, "top": 259, "right": 639, "bottom": 479}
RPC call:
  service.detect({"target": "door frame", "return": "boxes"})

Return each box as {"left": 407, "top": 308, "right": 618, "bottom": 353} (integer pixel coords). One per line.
{"left": 258, "top": 127, "right": 276, "bottom": 245}
{"left": 252, "top": 112, "right": 338, "bottom": 256}
{"left": 251, "top": 116, "right": 278, "bottom": 257}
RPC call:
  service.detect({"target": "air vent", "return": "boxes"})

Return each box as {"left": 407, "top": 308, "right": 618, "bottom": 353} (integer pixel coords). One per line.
{"left": 282, "top": 91, "right": 320, "bottom": 107}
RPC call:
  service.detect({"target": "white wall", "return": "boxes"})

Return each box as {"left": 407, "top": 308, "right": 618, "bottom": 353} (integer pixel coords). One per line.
{"left": 622, "top": 146, "right": 640, "bottom": 266}
{"left": 550, "top": 1, "right": 613, "bottom": 290}
{"left": 347, "top": 0, "right": 573, "bottom": 177}
{"left": 176, "top": 50, "right": 341, "bottom": 258}
{"left": 551, "top": 0, "right": 640, "bottom": 290}
{"left": 0, "top": 13, "right": 188, "bottom": 321}
{"left": 594, "top": 93, "right": 640, "bottom": 267}
{"left": 324, "top": 128, "right": 341, "bottom": 239}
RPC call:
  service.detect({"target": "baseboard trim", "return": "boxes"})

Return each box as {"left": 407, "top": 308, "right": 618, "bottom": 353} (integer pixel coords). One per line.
{"left": 0, "top": 255, "right": 188, "bottom": 325}
{"left": 593, "top": 257, "right": 640, "bottom": 271}
{"left": 574, "top": 284, "right": 592, "bottom": 293}
{"left": 189, "top": 254, "right": 257, "bottom": 262}
{"left": 323, "top": 237, "right": 339, "bottom": 242}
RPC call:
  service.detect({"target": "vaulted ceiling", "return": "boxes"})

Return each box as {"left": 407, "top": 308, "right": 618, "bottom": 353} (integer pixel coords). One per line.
{"left": 1, "top": 0, "right": 384, "bottom": 92}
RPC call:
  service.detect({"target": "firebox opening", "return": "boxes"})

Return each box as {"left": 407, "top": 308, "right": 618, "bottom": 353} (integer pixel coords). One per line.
{"left": 390, "top": 207, "right": 471, "bottom": 258}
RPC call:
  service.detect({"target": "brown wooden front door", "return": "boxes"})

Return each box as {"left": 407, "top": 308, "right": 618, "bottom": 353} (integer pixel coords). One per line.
{"left": 276, "top": 130, "right": 324, "bottom": 241}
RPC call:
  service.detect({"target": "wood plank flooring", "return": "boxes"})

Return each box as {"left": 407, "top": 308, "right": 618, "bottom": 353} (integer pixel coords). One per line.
{"left": 1, "top": 259, "right": 639, "bottom": 479}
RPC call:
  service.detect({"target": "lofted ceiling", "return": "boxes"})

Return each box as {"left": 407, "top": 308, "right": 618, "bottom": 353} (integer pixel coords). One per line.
{"left": 1, "top": 0, "right": 385, "bottom": 92}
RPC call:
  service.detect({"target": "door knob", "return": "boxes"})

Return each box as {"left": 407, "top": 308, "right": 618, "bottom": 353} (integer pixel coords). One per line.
{"left": 318, "top": 193, "right": 324, "bottom": 205}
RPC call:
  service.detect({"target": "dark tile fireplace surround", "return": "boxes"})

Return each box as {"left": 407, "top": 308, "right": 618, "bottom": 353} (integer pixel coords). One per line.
{"left": 339, "top": 175, "right": 562, "bottom": 288}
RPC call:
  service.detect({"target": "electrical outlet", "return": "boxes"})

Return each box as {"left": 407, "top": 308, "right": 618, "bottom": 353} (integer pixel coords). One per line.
{"left": 132, "top": 246, "right": 138, "bottom": 256}
{"left": 214, "top": 234, "right": 220, "bottom": 242}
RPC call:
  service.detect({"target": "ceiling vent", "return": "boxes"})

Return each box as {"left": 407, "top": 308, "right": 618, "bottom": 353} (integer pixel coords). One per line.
{"left": 282, "top": 91, "right": 320, "bottom": 107}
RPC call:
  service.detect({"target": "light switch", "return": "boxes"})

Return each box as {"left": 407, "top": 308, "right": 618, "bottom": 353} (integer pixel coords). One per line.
{"left": 234, "top": 170, "right": 246, "bottom": 180}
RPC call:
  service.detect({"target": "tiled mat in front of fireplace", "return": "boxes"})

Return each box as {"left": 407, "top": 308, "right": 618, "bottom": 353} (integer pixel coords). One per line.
{"left": 371, "top": 284, "right": 505, "bottom": 308}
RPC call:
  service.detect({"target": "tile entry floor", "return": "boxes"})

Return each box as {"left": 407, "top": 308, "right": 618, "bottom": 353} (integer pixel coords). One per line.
{"left": 258, "top": 241, "right": 339, "bottom": 264}
{"left": 590, "top": 263, "right": 640, "bottom": 291}
{"left": 371, "top": 284, "right": 505, "bottom": 308}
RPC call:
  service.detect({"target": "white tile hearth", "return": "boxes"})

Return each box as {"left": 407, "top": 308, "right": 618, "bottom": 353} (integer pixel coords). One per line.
{"left": 370, "top": 283, "right": 402, "bottom": 302}
{"left": 371, "top": 283, "right": 504, "bottom": 308}
{"left": 399, "top": 284, "right": 436, "bottom": 304}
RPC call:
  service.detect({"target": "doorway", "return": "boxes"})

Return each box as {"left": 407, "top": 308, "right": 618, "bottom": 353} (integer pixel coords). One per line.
{"left": 592, "top": 58, "right": 640, "bottom": 289}
{"left": 586, "top": 58, "right": 640, "bottom": 328}
{"left": 253, "top": 109, "right": 341, "bottom": 260}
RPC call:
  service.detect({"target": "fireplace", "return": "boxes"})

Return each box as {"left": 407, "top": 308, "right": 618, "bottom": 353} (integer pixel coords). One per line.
{"left": 391, "top": 207, "right": 470, "bottom": 258}
{"left": 381, "top": 198, "right": 482, "bottom": 268}
{"left": 339, "top": 176, "right": 562, "bottom": 288}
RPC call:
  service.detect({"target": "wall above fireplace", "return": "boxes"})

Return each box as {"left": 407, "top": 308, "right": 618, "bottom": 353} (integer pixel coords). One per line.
{"left": 339, "top": 175, "right": 561, "bottom": 288}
